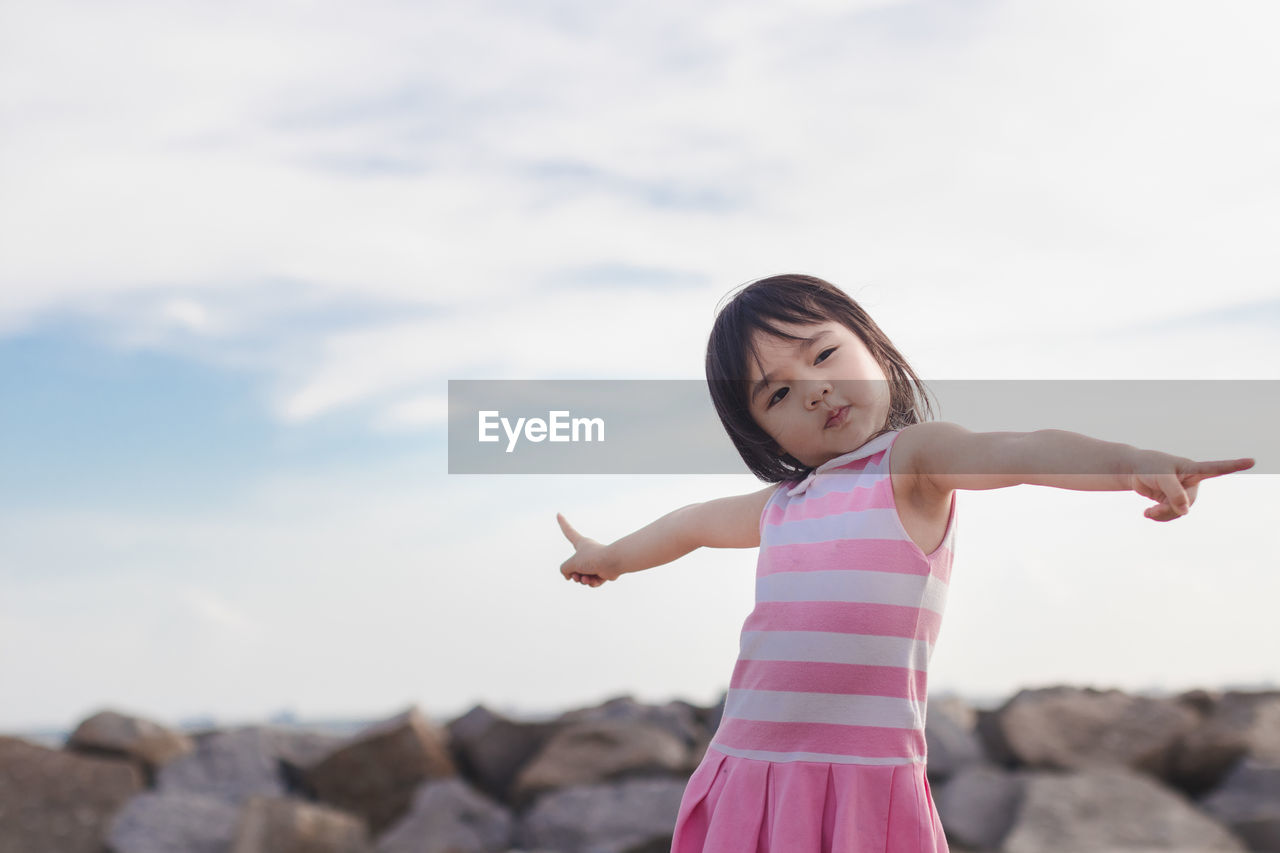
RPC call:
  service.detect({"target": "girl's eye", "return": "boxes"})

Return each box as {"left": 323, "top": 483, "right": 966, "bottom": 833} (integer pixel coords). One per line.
{"left": 766, "top": 349, "right": 836, "bottom": 408}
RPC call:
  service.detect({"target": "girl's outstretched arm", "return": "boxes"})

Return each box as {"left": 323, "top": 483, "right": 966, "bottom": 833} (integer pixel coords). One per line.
{"left": 557, "top": 484, "right": 777, "bottom": 588}
{"left": 904, "top": 421, "right": 1255, "bottom": 521}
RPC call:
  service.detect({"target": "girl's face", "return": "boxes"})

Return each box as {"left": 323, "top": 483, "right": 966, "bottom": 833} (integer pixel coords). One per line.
{"left": 745, "top": 319, "right": 892, "bottom": 468}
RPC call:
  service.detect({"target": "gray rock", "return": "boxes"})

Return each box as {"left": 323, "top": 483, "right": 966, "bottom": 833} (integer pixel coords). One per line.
{"left": 0, "top": 734, "right": 144, "bottom": 853}
{"left": 231, "top": 795, "right": 371, "bottom": 853}
{"left": 511, "top": 720, "right": 689, "bottom": 807}
{"left": 930, "top": 694, "right": 978, "bottom": 732}
{"left": 555, "top": 695, "right": 716, "bottom": 777}
{"left": 157, "top": 726, "right": 296, "bottom": 804}
{"left": 933, "top": 763, "right": 1024, "bottom": 850}
{"left": 557, "top": 695, "right": 704, "bottom": 751}
{"left": 515, "top": 777, "right": 686, "bottom": 853}
{"left": 299, "top": 706, "right": 458, "bottom": 838}
{"left": 375, "top": 777, "right": 513, "bottom": 853}
{"left": 267, "top": 727, "right": 349, "bottom": 768}
{"left": 1172, "top": 689, "right": 1280, "bottom": 795}
{"left": 446, "top": 705, "right": 565, "bottom": 804}
{"left": 1199, "top": 758, "right": 1280, "bottom": 852}
{"left": 1001, "top": 766, "right": 1246, "bottom": 852}
{"left": 976, "top": 685, "right": 1199, "bottom": 780}
{"left": 924, "top": 700, "right": 985, "bottom": 782}
{"left": 105, "top": 791, "right": 240, "bottom": 853}
{"left": 702, "top": 692, "right": 726, "bottom": 738}
{"left": 154, "top": 721, "right": 387, "bottom": 816}
{"left": 67, "top": 708, "right": 194, "bottom": 785}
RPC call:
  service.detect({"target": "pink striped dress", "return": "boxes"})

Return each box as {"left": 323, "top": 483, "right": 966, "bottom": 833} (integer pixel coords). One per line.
{"left": 670, "top": 428, "right": 957, "bottom": 852}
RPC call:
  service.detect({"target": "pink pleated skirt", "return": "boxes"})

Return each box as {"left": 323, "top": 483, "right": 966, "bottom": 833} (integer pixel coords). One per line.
{"left": 670, "top": 745, "right": 949, "bottom": 853}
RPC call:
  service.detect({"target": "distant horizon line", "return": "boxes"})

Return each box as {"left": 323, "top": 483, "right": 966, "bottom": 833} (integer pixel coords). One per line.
{"left": 8, "top": 678, "right": 1279, "bottom": 744}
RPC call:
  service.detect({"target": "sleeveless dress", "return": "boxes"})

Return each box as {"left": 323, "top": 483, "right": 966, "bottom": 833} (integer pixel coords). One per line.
{"left": 670, "top": 428, "right": 958, "bottom": 853}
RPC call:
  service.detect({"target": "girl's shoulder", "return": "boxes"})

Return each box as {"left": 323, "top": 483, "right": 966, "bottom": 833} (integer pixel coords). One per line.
{"left": 889, "top": 422, "right": 957, "bottom": 506}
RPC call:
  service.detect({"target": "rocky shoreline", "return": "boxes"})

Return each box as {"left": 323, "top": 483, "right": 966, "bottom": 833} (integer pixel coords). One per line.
{"left": 1, "top": 684, "right": 1277, "bottom": 853}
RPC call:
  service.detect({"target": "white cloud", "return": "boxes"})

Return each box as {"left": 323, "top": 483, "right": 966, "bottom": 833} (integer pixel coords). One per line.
{"left": 374, "top": 393, "right": 450, "bottom": 430}
{"left": 3, "top": 1, "right": 1277, "bottom": 428}
{"left": 176, "top": 585, "right": 260, "bottom": 640}
{"left": 159, "top": 298, "right": 213, "bottom": 333}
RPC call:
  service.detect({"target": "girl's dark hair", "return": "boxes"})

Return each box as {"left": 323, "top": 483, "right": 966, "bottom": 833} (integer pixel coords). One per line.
{"left": 706, "top": 273, "right": 937, "bottom": 483}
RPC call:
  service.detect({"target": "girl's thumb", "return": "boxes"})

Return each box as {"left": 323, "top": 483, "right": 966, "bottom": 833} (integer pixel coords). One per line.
{"left": 556, "top": 512, "right": 579, "bottom": 543}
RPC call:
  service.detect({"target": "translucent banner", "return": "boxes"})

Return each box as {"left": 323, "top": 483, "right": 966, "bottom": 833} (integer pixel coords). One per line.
{"left": 447, "top": 380, "right": 1274, "bottom": 475}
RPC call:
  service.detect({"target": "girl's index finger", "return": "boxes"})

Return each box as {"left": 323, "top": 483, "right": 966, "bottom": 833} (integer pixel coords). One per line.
{"left": 1189, "top": 457, "right": 1256, "bottom": 484}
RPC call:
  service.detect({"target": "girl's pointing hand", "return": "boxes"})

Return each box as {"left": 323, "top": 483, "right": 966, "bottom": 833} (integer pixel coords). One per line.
{"left": 557, "top": 513, "right": 620, "bottom": 587}
{"left": 1129, "top": 453, "right": 1255, "bottom": 522}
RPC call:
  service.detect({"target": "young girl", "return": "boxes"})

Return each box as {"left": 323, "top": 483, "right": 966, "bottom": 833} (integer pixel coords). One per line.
{"left": 555, "top": 274, "right": 1255, "bottom": 853}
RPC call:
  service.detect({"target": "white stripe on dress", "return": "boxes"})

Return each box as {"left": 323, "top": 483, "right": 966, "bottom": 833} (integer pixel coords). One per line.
{"left": 723, "top": 688, "right": 924, "bottom": 729}
{"left": 709, "top": 742, "right": 925, "bottom": 766}
{"left": 756, "top": 569, "right": 949, "bottom": 614}
{"left": 763, "top": 507, "right": 922, "bottom": 547}
{"left": 738, "top": 630, "right": 936, "bottom": 671}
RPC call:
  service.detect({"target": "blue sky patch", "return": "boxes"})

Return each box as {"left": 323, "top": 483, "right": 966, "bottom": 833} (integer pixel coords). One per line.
{"left": 0, "top": 328, "right": 431, "bottom": 513}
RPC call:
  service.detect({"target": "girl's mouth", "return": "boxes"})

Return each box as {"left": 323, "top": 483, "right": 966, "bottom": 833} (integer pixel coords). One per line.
{"left": 825, "top": 406, "right": 850, "bottom": 428}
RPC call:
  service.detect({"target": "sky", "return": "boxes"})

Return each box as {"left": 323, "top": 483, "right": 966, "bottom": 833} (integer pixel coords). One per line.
{"left": 1, "top": 0, "right": 1277, "bottom": 734}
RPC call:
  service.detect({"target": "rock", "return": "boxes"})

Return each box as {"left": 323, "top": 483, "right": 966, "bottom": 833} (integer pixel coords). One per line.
{"left": 558, "top": 695, "right": 710, "bottom": 776}
{"left": 975, "top": 685, "right": 1199, "bottom": 779}
{"left": 557, "top": 695, "right": 705, "bottom": 751}
{"left": 0, "top": 734, "right": 144, "bottom": 853}
{"left": 924, "top": 699, "right": 985, "bottom": 782}
{"left": 1199, "top": 758, "right": 1280, "bottom": 852}
{"left": 684, "top": 735, "right": 710, "bottom": 774}
{"left": 702, "top": 692, "right": 726, "bottom": 737}
{"left": 231, "top": 796, "right": 371, "bottom": 853}
{"left": 267, "top": 728, "right": 350, "bottom": 768}
{"left": 669, "top": 697, "right": 717, "bottom": 771}
{"left": 1172, "top": 690, "right": 1280, "bottom": 796}
{"left": 66, "top": 709, "right": 194, "bottom": 786}
{"left": 446, "top": 705, "right": 565, "bottom": 804}
{"left": 510, "top": 720, "right": 689, "bottom": 808}
{"left": 930, "top": 694, "right": 978, "bottom": 732}
{"left": 374, "top": 777, "right": 513, "bottom": 853}
{"left": 685, "top": 693, "right": 728, "bottom": 773}
{"left": 13, "top": 685, "right": 1273, "bottom": 853}
{"left": 1000, "top": 766, "right": 1247, "bottom": 852}
{"left": 515, "top": 777, "right": 687, "bottom": 853}
{"left": 299, "top": 706, "right": 457, "bottom": 838}
{"left": 105, "top": 791, "right": 240, "bottom": 853}
{"left": 272, "top": 728, "right": 352, "bottom": 796}
{"left": 670, "top": 697, "right": 715, "bottom": 733}
{"left": 157, "top": 725, "right": 338, "bottom": 804}
{"left": 933, "top": 763, "right": 1024, "bottom": 850}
